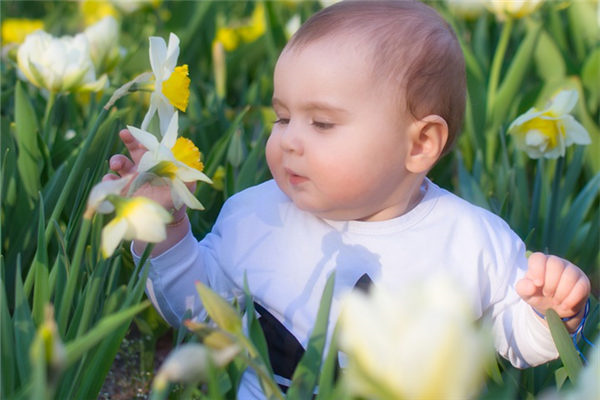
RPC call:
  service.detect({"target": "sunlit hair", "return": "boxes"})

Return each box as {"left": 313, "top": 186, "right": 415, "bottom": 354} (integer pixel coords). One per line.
{"left": 285, "top": 0, "right": 466, "bottom": 157}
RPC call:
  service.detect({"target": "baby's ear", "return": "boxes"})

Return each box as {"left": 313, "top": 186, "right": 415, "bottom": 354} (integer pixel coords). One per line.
{"left": 405, "top": 114, "right": 448, "bottom": 174}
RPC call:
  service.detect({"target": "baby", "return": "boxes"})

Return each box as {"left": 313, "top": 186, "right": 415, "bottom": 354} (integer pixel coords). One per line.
{"left": 106, "top": 1, "right": 591, "bottom": 397}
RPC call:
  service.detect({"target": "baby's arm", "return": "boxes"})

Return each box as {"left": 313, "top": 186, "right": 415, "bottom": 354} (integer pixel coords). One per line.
{"left": 516, "top": 253, "right": 591, "bottom": 332}
{"left": 103, "top": 129, "right": 192, "bottom": 257}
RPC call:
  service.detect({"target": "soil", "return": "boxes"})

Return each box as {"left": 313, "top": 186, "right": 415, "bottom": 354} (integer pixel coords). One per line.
{"left": 97, "top": 327, "right": 174, "bottom": 400}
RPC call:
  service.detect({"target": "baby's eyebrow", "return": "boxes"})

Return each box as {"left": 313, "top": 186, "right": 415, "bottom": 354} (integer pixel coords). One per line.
{"left": 272, "top": 97, "right": 348, "bottom": 115}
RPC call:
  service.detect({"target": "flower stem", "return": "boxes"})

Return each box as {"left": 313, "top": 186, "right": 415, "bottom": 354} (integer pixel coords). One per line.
{"left": 57, "top": 216, "right": 92, "bottom": 336}
{"left": 543, "top": 156, "right": 564, "bottom": 251}
{"left": 487, "top": 17, "right": 513, "bottom": 118}
{"left": 42, "top": 91, "right": 57, "bottom": 148}
{"left": 44, "top": 107, "right": 108, "bottom": 244}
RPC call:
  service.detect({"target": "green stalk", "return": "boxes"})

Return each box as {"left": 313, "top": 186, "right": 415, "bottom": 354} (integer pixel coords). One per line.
{"left": 486, "top": 17, "right": 514, "bottom": 118}
{"left": 42, "top": 91, "right": 56, "bottom": 144}
{"left": 543, "top": 157, "right": 564, "bottom": 252}
{"left": 57, "top": 217, "right": 92, "bottom": 336}
{"left": 44, "top": 107, "right": 108, "bottom": 244}
{"left": 528, "top": 159, "right": 543, "bottom": 239}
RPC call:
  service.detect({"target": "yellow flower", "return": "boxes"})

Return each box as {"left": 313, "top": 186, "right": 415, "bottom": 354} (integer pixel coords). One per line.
{"left": 338, "top": 275, "right": 493, "bottom": 400}
{"left": 487, "top": 0, "right": 544, "bottom": 20}
{"left": 141, "top": 33, "right": 190, "bottom": 136}
{"left": 508, "top": 90, "right": 590, "bottom": 159}
{"left": 213, "top": 3, "right": 266, "bottom": 52}
{"left": 129, "top": 112, "right": 212, "bottom": 210}
{"left": 1, "top": 18, "right": 44, "bottom": 45}
{"left": 17, "top": 30, "right": 107, "bottom": 93}
{"left": 80, "top": 0, "right": 119, "bottom": 26}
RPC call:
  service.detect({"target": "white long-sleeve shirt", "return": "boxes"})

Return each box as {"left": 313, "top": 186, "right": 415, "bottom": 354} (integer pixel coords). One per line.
{"left": 137, "top": 178, "right": 558, "bottom": 398}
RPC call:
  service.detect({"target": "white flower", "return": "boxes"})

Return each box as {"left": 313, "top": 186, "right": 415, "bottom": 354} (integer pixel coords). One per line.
{"left": 141, "top": 33, "right": 190, "bottom": 136}
{"left": 487, "top": 0, "right": 544, "bottom": 20}
{"left": 338, "top": 275, "right": 493, "bottom": 400}
{"left": 17, "top": 30, "right": 106, "bottom": 93}
{"left": 508, "top": 90, "right": 591, "bottom": 159}
{"left": 83, "top": 16, "right": 122, "bottom": 74}
{"left": 129, "top": 112, "right": 212, "bottom": 210}
{"left": 86, "top": 176, "right": 172, "bottom": 257}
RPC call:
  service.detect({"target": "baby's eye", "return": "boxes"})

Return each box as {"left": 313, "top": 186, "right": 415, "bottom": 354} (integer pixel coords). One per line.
{"left": 273, "top": 118, "right": 290, "bottom": 125}
{"left": 311, "top": 120, "right": 334, "bottom": 130}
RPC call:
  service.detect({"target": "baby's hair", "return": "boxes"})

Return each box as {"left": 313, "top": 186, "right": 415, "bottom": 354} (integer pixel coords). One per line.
{"left": 286, "top": 0, "right": 466, "bottom": 156}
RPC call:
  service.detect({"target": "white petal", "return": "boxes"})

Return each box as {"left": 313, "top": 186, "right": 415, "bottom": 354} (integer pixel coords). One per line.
{"left": 157, "top": 97, "right": 175, "bottom": 137}
{"left": 138, "top": 151, "right": 159, "bottom": 173}
{"left": 125, "top": 201, "right": 171, "bottom": 242}
{"left": 508, "top": 108, "right": 542, "bottom": 132}
{"left": 87, "top": 177, "right": 130, "bottom": 211}
{"left": 141, "top": 97, "right": 158, "bottom": 132}
{"left": 562, "top": 116, "right": 591, "bottom": 146}
{"left": 176, "top": 163, "right": 213, "bottom": 184}
{"left": 149, "top": 36, "right": 167, "bottom": 78}
{"left": 102, "top": 218, "right": 128, "bottom": 257}
{"left": 548, "top": 90, "right": 578, "bottom": 115}
{"left": 128, "top": 125, "right": 159, "bottom": 152}
{"left": 162, "top": 111, "right": 179, "bottom": 148}
{"left": 172, "top": 178, "right": 204, "bottom": 210}
{"left": 163, "top": 33, "right": 181, "bottom": 75}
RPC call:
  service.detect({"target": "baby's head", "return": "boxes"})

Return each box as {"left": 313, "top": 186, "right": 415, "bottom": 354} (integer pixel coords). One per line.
{"left": 286, "top": 0, "right": 466, "bottom": 155}
{"left": 266, "top": 0, "right": 466, "bottom": 221}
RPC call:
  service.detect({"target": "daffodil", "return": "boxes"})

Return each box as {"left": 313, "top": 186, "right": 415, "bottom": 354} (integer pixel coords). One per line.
{"left": 487, "top": 0, "right": 544, "bottom": 20}
{"left": 86, "top": 177, "right": 172, "bottom": 257}
{"left": 80, "top": 0, "right": 119, "bottom": 26}
{"left": 508, "top": 90, "right": 590, "bottom": 159}
{"left": 17, "top": 30, "right": 107, "bottom": 93}
{"left": 129, "top": 112, "right": 212, "bottom": 210}
{"left": 214, "top": 3, "right": 266, "bottom": 51}
{"left": 141, "top": 33, "right": 190, "bottom": 136}
{"left": 84, "top": 16, "right": 122, "bottom": 75}
{"left": 338, "top": 276, "right": 493, "bottom": 400}
{"left": 1, "top": 18, "right": 44, "bottom": 45}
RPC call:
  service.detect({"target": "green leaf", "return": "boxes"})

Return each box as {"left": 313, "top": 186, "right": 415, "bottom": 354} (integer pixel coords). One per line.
{"left": 534, "top": 30, "right": 566, "bottom": 83}
{"left": 195, "top": 281, "right": 243, "bottom": 335}
{"left": 546, "top": 308, "right": 583, "bottom": 382}
{"left": 0, "top": 256, "right": 16, "bottom": 396}
{"left": 287, "top": 272, "right": 335, "bottom": 400}
{"left": 31, "top": 197, "right": 49, "bottom": 326}
{"left": 13, "top": 260, "right": 35, "bottom": 386}
{"left": 315, "top": 323, "right": 340, "bottom": 400}
{"left": 14, "top": 81, "right": 41, "bottom": 200}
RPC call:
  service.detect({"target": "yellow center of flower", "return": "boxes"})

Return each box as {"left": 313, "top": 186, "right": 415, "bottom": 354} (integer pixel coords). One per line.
{"left": 519, "top": 111, "right": 562, "bottom": 149}
{"left": 162, "top": 65, "right": 190, "bottom": 112}
{"left": 149, "top": 161, "right": 178, "bottom": 179}
{"left": 172, "top": 137, "right": 204, "bottom": 171}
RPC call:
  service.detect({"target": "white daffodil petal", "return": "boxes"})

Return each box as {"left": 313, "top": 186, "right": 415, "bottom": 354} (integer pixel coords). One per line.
{"left": 149, "top": 36, "right": 168, "bottom": 77}
{"left": 548, "top": 89, "right": 578, "bottom": 115}
{"left": 176, "top": 163, "right": 213, "bottom": 184}
{"left": 125, "top": 201, "right": 171, "bottom": 242}
{"left": 563, "top": 117, "right": 591, "bottom": 146}
{"left": 163, "top": 33, "right": 181, "bottom": 74}
{"left": 128, "top": 125, "right": 160, "bottom": 152}
{"left": 157, "top": 97, "right": 175, "bottom": 137}
{"left": 162, "top": 111, "right": 179, "bottom": 149}
{"left": 172, "top": 178, "right": 204, "bottom": 210}
{"left": 141, "top": 97, "right": 159, "bottom": 132}
{"left": 102, "top": 217, "right": 128, "bottom": 258}
{"left": 138, "top": 151, "right": 159, "bottom": 173}
{"left": 87, "top": 176, "right": 130, "bottom": 212}
{"left": 508, "top": 108, "right": 541, "bottom": 130}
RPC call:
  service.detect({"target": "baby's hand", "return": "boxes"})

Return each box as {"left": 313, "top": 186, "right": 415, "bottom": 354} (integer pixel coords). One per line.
{"left": 516, "top": 252, "right": 591, "bottom": 332}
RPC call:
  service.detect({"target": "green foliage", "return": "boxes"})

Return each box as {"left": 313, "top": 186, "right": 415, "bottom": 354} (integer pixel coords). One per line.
{"left": 1, "top": 1, "right": 598, "bottom": 399}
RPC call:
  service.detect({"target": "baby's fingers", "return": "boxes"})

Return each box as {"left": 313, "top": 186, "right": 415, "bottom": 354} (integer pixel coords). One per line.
{"left": 109, "top": 154, "right": 136, "bottom": 176}
{"left": 526, "top": 252, "right": 548, "bottom": 287}
{"left": 119, "top": 129, "right": 147, "bottom": 164}
{"left": 562, "top": 275, "right": 591, "bottom": 312}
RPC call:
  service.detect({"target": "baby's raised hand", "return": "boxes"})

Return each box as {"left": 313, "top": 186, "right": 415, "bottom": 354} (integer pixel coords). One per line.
{"left": 516, "top": 252, "right": 590, "bottom": 332}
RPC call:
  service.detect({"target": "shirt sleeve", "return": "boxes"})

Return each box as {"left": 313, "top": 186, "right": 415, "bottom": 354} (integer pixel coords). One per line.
{"left": 488, "top": 238, "right": 559, "bottom": 368}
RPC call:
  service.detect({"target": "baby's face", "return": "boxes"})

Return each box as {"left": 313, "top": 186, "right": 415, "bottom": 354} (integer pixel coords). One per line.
{"left": 266, "top": 38, "right": 419, "bottom": 221}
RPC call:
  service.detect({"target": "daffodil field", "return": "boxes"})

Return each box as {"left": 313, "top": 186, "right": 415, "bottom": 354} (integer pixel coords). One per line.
{"left": 1, "top": 1, "right": 598, "bottom": 399}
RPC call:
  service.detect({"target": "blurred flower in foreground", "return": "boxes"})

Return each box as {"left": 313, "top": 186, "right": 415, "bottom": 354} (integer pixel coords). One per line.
{"left": 30, "top": 305, "right": 66, "bottom": 384}
{"left": 84, "top": 16, "right": 122, "bottom": 75}
{"left": 17, "top": 30, "right": 107, "bottom": 93}
{"left": 86, "top": 177, "right": 172, "bottom": 257}
{"left": 508, "top": 90, "right": 590, "bottom": 159}
{"left": 129, "top": 112, "right": 212, "bottom": 210}
{"left": 153, "top": 343, "right": 239, "bottom": 391}
{"left": 487, "top": 0, "right": 544, "bottom": 20}
{"left": 338, "top": 276, "right": 493, "bottom": 400}
{"left": 141, "top": 32, "right": 190, "bottom": 136}
{"left": 1, "top": 18, "right": 43, "bottom": 45}
{"left": 214, "top": 3, "right": 266, "bottom": 51}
